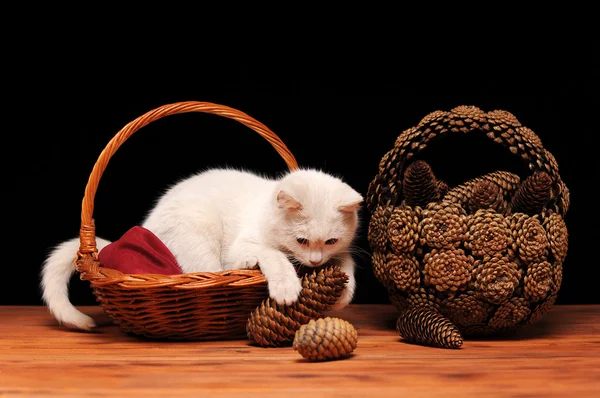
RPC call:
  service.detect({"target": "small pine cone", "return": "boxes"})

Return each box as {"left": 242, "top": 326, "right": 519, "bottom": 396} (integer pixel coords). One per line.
{"left": 293, "top": 317, "right": 358, "bottom": 361}
{"left": 387, "top": 252, "right": 420, "bottom": 293}
{"left": 407, "top": 287, "right": 442, "bottom": 312}
{"left": 388, "top": 206, "right": 421, "bottom": 254}
{"left": 486, "top": 109, "right": 522, "bottom": 128}
{"left": 527, "top": 293, "right": 558, "bottom": 325}
{"left": 437, "top": 180, "right": 449, "bottom": 198}
{"left": 423, "top": 248, "right": 473, "bottom": 293}
{"left": 543, "top": 212, "right": 569, "bottom": 263}
{"left": 442, "top": 293, "right": 492, "bottom": 327}
{"left": 473, "top": 255, "right": 521, "bottom": 304}
{"left": 511, "top": 171, "right": 553, "bottom": 215}
{"left": 371, "top": 251, "right": 393, "bottom": 289}
{"left": 403, "top": 160, "right": 440, "bottom": 207}
{"left": 396, "top": 306, "right": 463, "bottom": 349}
{"left": 524, "top": 260, "right": 553, "bottom": 302}
{"left": 419, "top": 201, "right": 467, "bottom": 249}
{"left": 246, "top": 266, "right": 348, "bottom": 347}
{"left": 368, "top": 205, "right": 392, "bottom": 251}
{"left": 488, "top": 297, "right": 531, "bottom": 330}
{"left": 465, "top": 209, "right": 512, "bottom": 257}
{"left": 468, "top": 179, "right": 507, "bottom": 214}
{"left": 510, "top": 213, "right": 549, "bottom": 263}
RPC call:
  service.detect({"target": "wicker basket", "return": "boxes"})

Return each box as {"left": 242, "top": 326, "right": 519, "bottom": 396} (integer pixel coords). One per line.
{"left": 366, "top": 106, "right": 570, "bottom": 346}
{"left": 75, "top": 101, "right": 299, "bottom": 340}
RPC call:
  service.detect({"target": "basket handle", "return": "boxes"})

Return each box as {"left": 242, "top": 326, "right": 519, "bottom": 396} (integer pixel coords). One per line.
{"left": 368, "top": 106, "right": 569, "bottom": 215}
{"left": 76, "top": 101, "right": 299, "bottom": 270}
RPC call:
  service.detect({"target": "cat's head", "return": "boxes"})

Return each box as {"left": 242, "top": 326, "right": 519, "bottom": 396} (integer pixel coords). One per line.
{"left": 267, "top": 168, "right": 363, "bottom": 268}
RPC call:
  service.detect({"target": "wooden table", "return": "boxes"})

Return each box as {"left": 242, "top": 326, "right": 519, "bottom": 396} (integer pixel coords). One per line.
{"left": 1, "top": 304, "right": 599, "bottom": 397}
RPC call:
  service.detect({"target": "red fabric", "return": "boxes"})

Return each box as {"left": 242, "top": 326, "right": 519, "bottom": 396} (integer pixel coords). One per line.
{"left": 99, "top": 226, "right": 183, "bottom": 275}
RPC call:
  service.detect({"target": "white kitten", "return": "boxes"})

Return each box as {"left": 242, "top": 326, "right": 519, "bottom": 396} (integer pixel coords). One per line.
{"left": 41, "top": 167, "right": 363, "bottom": 331}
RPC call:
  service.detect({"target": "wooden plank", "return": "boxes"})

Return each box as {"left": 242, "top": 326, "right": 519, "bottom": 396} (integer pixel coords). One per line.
{"left": 1, "top": 305, "right": 599, "bottom": 397}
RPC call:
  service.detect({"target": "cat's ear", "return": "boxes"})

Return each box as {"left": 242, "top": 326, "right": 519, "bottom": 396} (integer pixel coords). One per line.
{"left": 277, "top": 190, "right": 303, "bottom": 211}
{"left": 338, "top": 192, "right": 363, "bottom": 213}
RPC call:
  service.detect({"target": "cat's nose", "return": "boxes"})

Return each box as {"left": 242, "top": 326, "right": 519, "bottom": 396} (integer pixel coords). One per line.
{"left": 310, "top": 260, "right": 321, "bottom": 266}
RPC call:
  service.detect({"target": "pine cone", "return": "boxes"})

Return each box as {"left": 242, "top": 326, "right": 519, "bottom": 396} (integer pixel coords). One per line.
{"left": 465, "top": 208, "right": 512, "bottom": 258}
{"left": 387, "top": 252, "right": 420, "bottom": 293}
{"left": 423, "top": 248, "right": 473, "bottom": 293}
{"left": 403, "top": 160, "right": 440, "bottom": 207}
{"left": 543, "top": 212, "right": 569, "bottom": 263}
{"left": 407, "top": 287, "right": 442, "bottom": 312}
{"left": 524, "top": 260, "right": 553, "bottom": 302}
{"left": 442, "top": 293, "right": 492, "bottom": 328}
{"left": 473, "top": 255, "right": 521, "bottom": 304}
{"left": 488, "top": 297, "right": 531, "bottom": 330}
{"left": 443, "top": 171, "right": 521, "bottom": 208}
{"left": 371, "top": 251, "right": 393, "bottom": 289}
{"left": 486, "top": 109, "right": 522, "bottom": 128}
{"left": 396, "top": 306, "right": 463, "bottom": 349}
{"left": 419, "top": 201, "right": 467, "bottom": 249}
{"left": 527, "top": 293, "right": 558, "bottom": 325}
{"left": 468, "top": 179, "right": 507, "bottom": 214}
{"left": 510, "top": 213, "right": 549, "bottom": 263}
{"left": 368, "top": 205, "right": 392, "bottom": 251}
{"left": 437, "top": 180, "right": 449, "bottom": 198}
{"left": 293, "top": 317, "right": 358, "bottom": 361}
{"left": 552, "top": 261, "right": 563, "bottom": 294}
{"left": 511, "top": 171, "right": 553, "bottom": 215}
{"left": 388, "top": 206, "right": 420, "bottom": 254}
{"left": 246, "top": 266, "right": 348, "bottom": 347}
{"left": 515, "top": 126, "right": 543, "bottom": 149}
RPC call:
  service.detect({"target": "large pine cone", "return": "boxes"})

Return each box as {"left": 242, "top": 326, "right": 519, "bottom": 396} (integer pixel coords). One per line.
{"left": 366, "top": 106, "right": 569, "bottom": 349}
{"left": 246, "top": 265, "right": 348, "bottom": 347}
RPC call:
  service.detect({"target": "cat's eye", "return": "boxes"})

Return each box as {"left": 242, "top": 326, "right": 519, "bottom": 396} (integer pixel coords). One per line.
{"left": 325, "top": 238, "right": 339, "bottom": 245}
{"left": 296, "top": 238, "right": 309, "bottom": 245}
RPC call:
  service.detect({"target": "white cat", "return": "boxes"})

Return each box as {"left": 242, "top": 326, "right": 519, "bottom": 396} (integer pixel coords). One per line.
{"left": 41, "top": 167, "right": 363, "bottom": 331}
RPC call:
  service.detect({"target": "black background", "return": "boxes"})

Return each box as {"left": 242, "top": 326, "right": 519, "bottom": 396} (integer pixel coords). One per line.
{"left": 5, "top": 57, "right": 599, "bottom": 308}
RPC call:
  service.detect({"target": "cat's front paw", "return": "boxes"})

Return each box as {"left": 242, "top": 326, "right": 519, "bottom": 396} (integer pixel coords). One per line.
{"left": 232, "top": 256, "right": 259, "bottom": 270}
{"left": 269, "top": 276, "right": 302, "bottom": 306}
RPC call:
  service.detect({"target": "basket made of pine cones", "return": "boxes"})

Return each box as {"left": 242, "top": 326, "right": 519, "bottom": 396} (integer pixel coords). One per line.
{"left": 366, "top": 106, "right": 569, "bottom": 348}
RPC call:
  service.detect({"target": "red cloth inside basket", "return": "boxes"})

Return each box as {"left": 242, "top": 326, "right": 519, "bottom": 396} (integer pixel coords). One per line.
{"left": 99, "top": 226, "right": 183, "bottom": 275}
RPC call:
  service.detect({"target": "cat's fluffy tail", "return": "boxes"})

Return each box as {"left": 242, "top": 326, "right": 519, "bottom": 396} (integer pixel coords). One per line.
{"left": 40, "top": 237, "right": 111, "bottom": 331}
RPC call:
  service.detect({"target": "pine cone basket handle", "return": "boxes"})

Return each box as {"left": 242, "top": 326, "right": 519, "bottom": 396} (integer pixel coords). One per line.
{"left": 367, "top": 106, "right": 568, "bottom": 216}
{"left": 76, "top": 101, "right": 299, "bottom": 277}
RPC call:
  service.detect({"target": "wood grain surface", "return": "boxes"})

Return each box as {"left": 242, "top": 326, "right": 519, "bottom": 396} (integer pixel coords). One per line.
{"left": 1, "top": 304, "right": 599, "bottom": 397}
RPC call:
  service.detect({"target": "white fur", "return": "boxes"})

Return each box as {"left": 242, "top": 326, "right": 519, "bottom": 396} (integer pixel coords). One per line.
{"left": 41, "top": 167, "right": 363, "bottom": 330}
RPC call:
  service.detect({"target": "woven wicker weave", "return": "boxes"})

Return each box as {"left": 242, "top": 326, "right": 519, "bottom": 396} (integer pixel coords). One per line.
{"left": 74, "top": 101, "right": 298, "bottom": 340}
{"left": 366, "top": 105, "right": 569, "bottom": 348}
